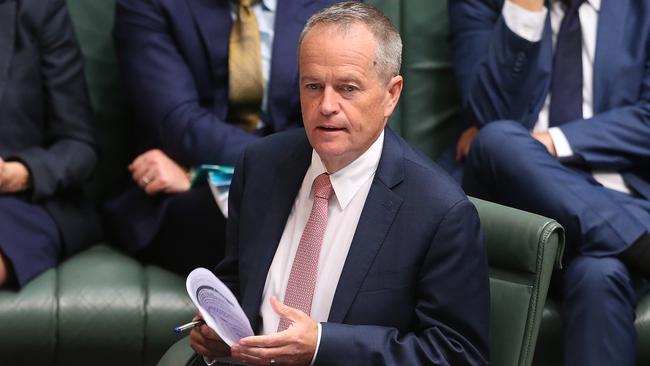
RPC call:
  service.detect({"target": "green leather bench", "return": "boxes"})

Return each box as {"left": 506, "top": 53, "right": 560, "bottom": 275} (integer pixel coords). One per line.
{"left": 0, "top": 0, "right": 643, "bottom": 365}
{"left": 0, "top": 245, "right": 194, "bottom": 366}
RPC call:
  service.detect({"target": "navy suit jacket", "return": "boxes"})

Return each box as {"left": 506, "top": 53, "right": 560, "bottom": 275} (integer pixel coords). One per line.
{"left": 449, "top": 0, "right": 650, "bottom": 198}
{"left": 107, "top": 0, "right": 340, "bottom": 251}
{"left": 0, "top": 0, "right": 100, "bottom": 256}
{"left": 216, "top": 128, "right": 490, "bottom": 365}
{"left": 113, "top": 0, "right": 340, "bottom": 166}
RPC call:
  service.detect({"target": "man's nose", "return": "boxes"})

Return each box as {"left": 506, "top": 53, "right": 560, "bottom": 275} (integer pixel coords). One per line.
{"left": 319, "top": 87, "right": 340, "bottom": 116}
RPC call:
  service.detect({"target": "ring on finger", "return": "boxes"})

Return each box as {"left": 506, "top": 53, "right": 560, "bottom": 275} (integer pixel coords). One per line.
{"left": 141, "top": 176, "right": 151, "bottom": 185}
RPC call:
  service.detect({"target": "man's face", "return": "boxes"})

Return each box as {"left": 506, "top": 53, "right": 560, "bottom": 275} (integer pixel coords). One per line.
{"left": 298, "top": 23, "right": 402, "bottom": 172}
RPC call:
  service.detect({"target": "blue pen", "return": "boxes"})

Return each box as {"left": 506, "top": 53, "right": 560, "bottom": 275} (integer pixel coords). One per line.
{"left": 174, "top": 319, "right": 205, "bottom": 333}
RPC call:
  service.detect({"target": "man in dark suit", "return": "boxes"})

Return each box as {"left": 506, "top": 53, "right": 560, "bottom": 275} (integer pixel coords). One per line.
{"left": 106, "top": 0, "right": 342, "bottom": 274}
{"left": 190, "top": 2, "right": 490, "bottom": 365}
{"left": 448, "top": 0, "right": 650, "bottom": 364}
{"left": 0, "top": 0, "right": 100, "bottom": 287}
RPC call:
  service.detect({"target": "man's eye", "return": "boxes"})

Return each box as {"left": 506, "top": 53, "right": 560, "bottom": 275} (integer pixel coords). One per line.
{"left": 305, "top": 84, "right": 320, "bottom": 90}
{"left": 343, "top": 85, "right": 356, "bottom": 93}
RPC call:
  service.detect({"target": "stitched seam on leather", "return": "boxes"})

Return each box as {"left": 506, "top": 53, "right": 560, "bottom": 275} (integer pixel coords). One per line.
{"left": 522, "top": 221, "right": 556, "bottom": 366}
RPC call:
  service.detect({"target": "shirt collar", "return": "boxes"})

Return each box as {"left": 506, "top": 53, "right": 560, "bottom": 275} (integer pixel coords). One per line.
{"left": 260, "top": 0, "right": 276, "bottom": 12}
{"left": 309, "top": 130, "right": 385, "bottom": 210}
{"left": 589, "top": 0, "right": 600, "bottom": 11}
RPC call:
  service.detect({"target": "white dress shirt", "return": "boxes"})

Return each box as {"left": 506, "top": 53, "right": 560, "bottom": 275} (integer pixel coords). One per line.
{"left": 259, "top": 131, "right": 385, "bottom": 361}
{"left": 502, "top": 0, "right": 631, "bottom": 194}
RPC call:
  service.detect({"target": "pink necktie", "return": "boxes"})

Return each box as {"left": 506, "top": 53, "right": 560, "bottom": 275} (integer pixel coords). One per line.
{"left": 278, "top": 173, "right": 334, "bottom": 331}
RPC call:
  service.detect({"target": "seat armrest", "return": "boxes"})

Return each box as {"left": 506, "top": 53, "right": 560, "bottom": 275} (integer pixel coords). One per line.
{"left": 157, "top": 337, "right": 201, "bottom": 366}
{"left": 471, "top": 197, "right": 565, "bottom": 273}
{"left": 471, "top": 197, "right": 565, "bottom": 366}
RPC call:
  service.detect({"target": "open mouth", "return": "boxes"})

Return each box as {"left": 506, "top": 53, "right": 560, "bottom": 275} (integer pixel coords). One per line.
{"left": 318, "top": 126, "right": 345, "bottom": 132}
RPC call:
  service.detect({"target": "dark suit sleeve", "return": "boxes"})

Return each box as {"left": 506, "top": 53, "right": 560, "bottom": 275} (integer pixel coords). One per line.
{"left": 315, "top": 200, "right": 490, "bottom": 365}
{"left": 10, "top": 0, "right": 97, "bottom": 201}
{"left": 449, "top": 0, "right": 550, "bottom": 128}
{"left": 557, "top": 65, "right": 650, "bottom": 170}
{"left": 213, "top": 150, "right": 246, "bottom": 297}
{"left": 113, "top": 0, "right": 258, "bottom": 167}
{"left": 450, "top": 0, "right": 650, "bottom": 170}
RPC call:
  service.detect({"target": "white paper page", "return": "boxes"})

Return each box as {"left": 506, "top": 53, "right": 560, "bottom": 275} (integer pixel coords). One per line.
{"left": 186, "top": 268, "right": 254, "bottom": 346}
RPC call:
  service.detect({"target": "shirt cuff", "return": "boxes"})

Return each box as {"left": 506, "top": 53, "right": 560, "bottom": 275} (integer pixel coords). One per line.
{"left": 203, "top": 356, "right": 216, "bottom": 365}
{"left": 502, "top": 0, "right": 548, "bottom": 42}
{"left": 309, "top": 323, "right": 322, "bottom": 366}
{"left": 548, "top": 127, "right": 574, "bottom": 158}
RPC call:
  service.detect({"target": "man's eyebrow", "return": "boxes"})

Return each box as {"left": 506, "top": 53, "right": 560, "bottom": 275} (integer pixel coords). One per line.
{"left": 300, "top": 76, "right": 321, "bottom": 83}
{"left": 338, "top": 77, "right": 362, "bottom": 84}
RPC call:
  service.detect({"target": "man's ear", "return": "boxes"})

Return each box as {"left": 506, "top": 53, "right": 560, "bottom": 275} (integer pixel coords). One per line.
{"left": 384, "top": 75, "right": 403, "bottom": 118}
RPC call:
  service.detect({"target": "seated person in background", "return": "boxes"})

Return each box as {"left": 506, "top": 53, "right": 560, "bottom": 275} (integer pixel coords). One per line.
{"left": 0, "top": 0, "right": 100, "bottom": 288}
{"left": 448, "top": 0, "right": 650, "bottom": 364}
{"left": 190, "top": 2, "right": 490, "bottom": 365}
{"left": 106, "top": 0, "right": 343, "bottom": 275}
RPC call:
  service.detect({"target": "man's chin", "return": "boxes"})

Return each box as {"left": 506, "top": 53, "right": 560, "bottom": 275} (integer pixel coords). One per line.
{"left": 314, "top": 147, "right": 360, "bottom": 172}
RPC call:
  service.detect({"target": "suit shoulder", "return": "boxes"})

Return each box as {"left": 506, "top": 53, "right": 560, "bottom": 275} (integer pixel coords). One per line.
{"left": 18, "top": 0, "right": 66, "bottom": 28}
{"left": 399, "top": 140, "right": 470, "bottom": 209}
{"left": 243, "top": 128, "right": 310, "bottom": 162}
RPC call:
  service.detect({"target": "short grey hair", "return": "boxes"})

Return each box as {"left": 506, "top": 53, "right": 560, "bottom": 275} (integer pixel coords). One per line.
{"left": 298, "top": 1, "right": 402, "bottom": 82}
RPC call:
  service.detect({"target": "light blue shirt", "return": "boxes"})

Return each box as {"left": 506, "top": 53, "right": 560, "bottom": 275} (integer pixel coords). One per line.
{"left": 230, "top": 0, "right": 277, "bottom": 126}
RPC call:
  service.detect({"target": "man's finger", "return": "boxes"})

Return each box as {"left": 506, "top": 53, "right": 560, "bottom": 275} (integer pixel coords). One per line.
{"left": 191, "top": 327, "right": 231, "bottom": 359}
{"left": 234, "top": 342, "right": 291, "bottom": 361}
{"left": 199, "top": 324, "right": 223, "bottom": 341}
{"left": 231, "top": 349, "right": 268, "bottom": 366}
{"left": 270, "top": 295, "right": 304, "bottom": 324}
{"left": 463, "top": 143, "right": 471, "bottom": 158}
{"left": 130, "top": 153, "right": 149, "bottom": 171}
{"left": 239, "top": 331, "right": 288, "bottom": 348}
{"left": 190, "top": 339, "right": 213, "bottom": 358}
{"left": 0, "top": 157, "right": 6, "bottom": 187}
{"left": 132, "top": 165, "right": 150, "bottom": 184}
{"left": 190, "top": 329, "right": 213, "bottom": 357}
{"left": 145, "top": 179, "right": 164, "bottom": 195}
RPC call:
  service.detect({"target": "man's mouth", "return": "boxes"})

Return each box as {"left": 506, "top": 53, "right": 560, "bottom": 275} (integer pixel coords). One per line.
{"left": 317, "top": 125, "right": 345, "bottom": 132}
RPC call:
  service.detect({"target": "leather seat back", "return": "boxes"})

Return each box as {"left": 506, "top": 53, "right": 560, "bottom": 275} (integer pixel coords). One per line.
{"left": 367, "top": 0, "right": 466, "bottom": 159}
{"left": 471, "top": 197, "right": 564, "bottom": 366}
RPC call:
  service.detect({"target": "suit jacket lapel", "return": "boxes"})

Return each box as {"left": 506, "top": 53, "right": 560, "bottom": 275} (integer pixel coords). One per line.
{"left": 0, "top": 0, "right": 16, "bottom": 105}
{"left": 328, "top": 129, "right": 404, "bottom": 323}
{"left": 186, "top": 0, "right": 231, "bottom": 79}
{"left": 592, "top": 0, "right": 625, "bottom": 114}
{"left": 241, "top": 137, "right": 312, "bottom": 327}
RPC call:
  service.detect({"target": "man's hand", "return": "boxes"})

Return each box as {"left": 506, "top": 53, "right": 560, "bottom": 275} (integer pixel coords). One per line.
{"left": 129, "top": 149, "right": 191, "bottom": 195}
{"left": 231, "top": 297, "right": 318, "bottom": 366}
{"left": 189, "top": 314, "right": 231, "bottom": 360}
{"left": 456, "top": 127, "right": 478, "bottom": 161}
{"left": 511, "top": 0, "right": 544, "bottom": 12}
{"left": 531, "top": 131, "right": 557, "bottom": 157}
{"left": 0, "top": 158, "right": 31, "bottom": 193}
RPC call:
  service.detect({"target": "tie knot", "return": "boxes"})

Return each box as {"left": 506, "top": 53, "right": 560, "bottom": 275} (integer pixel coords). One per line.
{"left": 561, "top": 0, "right": 584, "bottom": 11}
{"left": 239, "top": 0, "right": 255, "bottom": 7}
{"left": 312, "top": 173, "right": 334, "bottom": 200}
